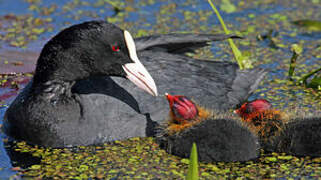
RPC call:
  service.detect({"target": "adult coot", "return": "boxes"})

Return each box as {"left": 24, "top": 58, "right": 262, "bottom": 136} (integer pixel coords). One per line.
{"left": 4, "top": 20, "right": 266, "bottom": 147}
{"left": 158, "top": 94, "right": 260, "bottom": 162}
{"left": 4, "top": 21, "right": 157, "bottom": 147}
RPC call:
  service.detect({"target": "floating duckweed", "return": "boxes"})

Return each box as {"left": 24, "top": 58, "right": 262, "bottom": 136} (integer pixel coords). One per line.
{"left": 278, "top": 155, "right": 293, "bottom": 160}
{"left": 1, "top": 0, "right": 321, "bottom": 179}
{"left": 265, "top": 157, "right": 277, "bottom": 162}
{"left": 181, "top": 158, "right": 189, "bottom": 165}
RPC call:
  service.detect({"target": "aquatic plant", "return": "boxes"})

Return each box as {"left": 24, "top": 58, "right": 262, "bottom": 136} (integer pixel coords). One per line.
{"left": 208, "top": 0, "right": 252, "bottom": 70}
{"left": 292, "top": 19, "right": 321, "bottom": 32}
{"left": 186, "top": 143, "right": 199, "bottom": 180}
{"left": 288, "top": 44, "right": 321, "bottom": 90}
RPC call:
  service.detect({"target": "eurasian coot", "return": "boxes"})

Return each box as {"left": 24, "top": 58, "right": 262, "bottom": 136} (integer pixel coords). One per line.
{"left": 4, "top": 20, "right": 266, "bottom": 147}
{"left": 4, "top": 21, "right": 157, "bottom": 147}
{"left": 158, "top": 94, "right": 260, "bottom": 162}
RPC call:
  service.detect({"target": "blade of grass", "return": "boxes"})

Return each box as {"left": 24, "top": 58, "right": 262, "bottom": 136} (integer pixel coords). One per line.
{"left": 186, "top": 143, "right": 199, "bottom": 180}
{"left": 208, "top": 0, "right": 251, "bottom": 69}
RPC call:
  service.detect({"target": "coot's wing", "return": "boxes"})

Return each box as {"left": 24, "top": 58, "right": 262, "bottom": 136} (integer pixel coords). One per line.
{"left": 134, "top": 34, "right": 241, "bottom": 54}
{"left": 98, "top": 51, "right": 266, "bottom": 124}
{"left": 228, "top": 68, "right": 267, "bottom": 107}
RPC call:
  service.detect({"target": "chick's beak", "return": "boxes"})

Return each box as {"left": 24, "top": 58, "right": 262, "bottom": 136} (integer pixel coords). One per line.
{"left": 122, "top": 30, "right": 158, "bottom": 96}
{"left": 165, "top": 93, "right": 173, "bottom": 103}
{"left": 165, "top": 93, "right": 171, "bottom": 100}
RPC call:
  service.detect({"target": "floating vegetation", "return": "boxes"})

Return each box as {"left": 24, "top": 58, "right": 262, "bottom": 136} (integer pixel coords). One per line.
{"left": 292, "top": 19, "right": 321, "bottom": 31}
{"left": 0, "top": 14, "right": 52, "bottom": 48}
{"left": 0, "top": 0, "right": 321, "bottom": 179}
{"left": 6, "top": 138, "right": 321, "bottom": 179}
{"left": 288, "top": 44, "right": 321, "bottom": 91}
{"left": 219, "top": 0, "right": 236, "bottom": 14}
{"left": 299, "top": 67, "right": 321, "bottom": 90}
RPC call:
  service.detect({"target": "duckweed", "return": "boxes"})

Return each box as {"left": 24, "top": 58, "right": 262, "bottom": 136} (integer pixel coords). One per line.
{"left": 0, "top": 0, "right": 320, "bottom": 179}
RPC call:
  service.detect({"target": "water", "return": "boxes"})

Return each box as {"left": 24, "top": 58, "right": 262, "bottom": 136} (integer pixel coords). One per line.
{"left": 0, "top": 0, "right": 320, "bottom": 178}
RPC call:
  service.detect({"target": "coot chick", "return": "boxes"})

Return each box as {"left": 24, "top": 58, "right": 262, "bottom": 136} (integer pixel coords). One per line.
{"left": 280, "top": 116, "right": 321, "bottom": 156}
{"left": 158, "top": 94, "right": 260, "bottom": 162}
{"left": 235, "top": 99, "right": 287, "bottom": 146}
{"left": 4, "top": 20, "right": 266, "bottom": 148}
{"left": 235, "top": 100, "right": 321, "bottom": 156}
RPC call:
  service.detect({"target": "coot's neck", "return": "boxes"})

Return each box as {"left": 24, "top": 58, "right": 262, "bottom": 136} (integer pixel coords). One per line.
{"left": 31, "top": 53, "right": 91, "bottom": 100}
{"left": 33, "top": 60, "right": 91, "bottom": 86}
{"left": 32, "top": 36, "right": 97, "bottom": 86}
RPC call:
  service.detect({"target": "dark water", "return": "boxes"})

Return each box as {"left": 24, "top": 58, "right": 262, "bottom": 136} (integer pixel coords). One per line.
{"left": 0, "top": 0, "right": 320, "bottom": 179}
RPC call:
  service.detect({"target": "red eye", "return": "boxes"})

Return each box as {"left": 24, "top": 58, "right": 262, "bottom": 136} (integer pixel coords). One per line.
{"left": 112, "top": 45, "right": 120, "bottom": 52}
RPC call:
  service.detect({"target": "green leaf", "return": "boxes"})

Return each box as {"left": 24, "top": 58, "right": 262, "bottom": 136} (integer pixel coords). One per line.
{"left": 298, "top": 67, "right": 321, "bottom": 87}
{"left": 30, "top": 165, "right": 41, "bottom": 170}
{"left": 277, "top": 155, "right": 293, "bottom": 160}
{"left": 265, "top": 157, "right": 277, "bottom": 162}
{"left": 307, "top": 75, "right": 321, "bottom": 90}
{"left": 180, "top": 158, "right": 190, "bottom": 164}
{"left": 220, "top": 0, "right": 236, "bottom": 13}
{"left": 186, "top": 143, "right": 199, "bottom": 180}
{"left": 291, "top": 44, "right": 303, "bottom": 55}
{"left": 292, "top": 19, "right": 321, "bottom": 31}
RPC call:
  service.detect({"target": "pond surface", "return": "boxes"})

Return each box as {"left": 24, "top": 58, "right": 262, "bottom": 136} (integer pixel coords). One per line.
{"left": 0, "top": 0, "right": 320, "bottom": 179}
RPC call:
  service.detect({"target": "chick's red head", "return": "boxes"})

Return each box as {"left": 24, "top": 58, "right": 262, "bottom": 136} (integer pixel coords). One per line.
{"left": 235, "top": 99, "right": 272, "bottom": 120}
{"left": 165, "top": 93, "right": 198, "bottom": 122}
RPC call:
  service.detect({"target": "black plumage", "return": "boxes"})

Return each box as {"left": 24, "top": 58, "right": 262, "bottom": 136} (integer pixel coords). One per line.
{"left": 4, "top": 21, "right": 266, "bottom": 147}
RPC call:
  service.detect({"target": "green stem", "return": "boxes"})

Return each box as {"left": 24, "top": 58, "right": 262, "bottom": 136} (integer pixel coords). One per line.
{"left": 288, "top": 52, "right": 298, "bottom": 81}
{"left": 298, "top": 67, "right": 321, "bottom": 85}
{"left": 208, "top": 0, "right": 244, "bottom": 69}
{"left": 208, "top": 0, "right": 229, "bottom": 33}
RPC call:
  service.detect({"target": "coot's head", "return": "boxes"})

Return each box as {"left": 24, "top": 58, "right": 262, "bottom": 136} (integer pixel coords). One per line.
{"left": 165, "top": 93, "right": 198, "bottom": 123}
{"left": 234, "top": 99, "right": 272, "bottom": 119}
{"left": 34, "top": 21, "right": 157, "bottom": 96}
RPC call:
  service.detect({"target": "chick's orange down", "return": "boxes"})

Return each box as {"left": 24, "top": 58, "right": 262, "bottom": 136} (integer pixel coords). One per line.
{"left": 165, "top": 93, "right": 210, "bottom": 134}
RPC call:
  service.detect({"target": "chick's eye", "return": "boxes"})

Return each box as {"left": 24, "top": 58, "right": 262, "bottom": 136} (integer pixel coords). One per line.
{"left": 112, "top": 45, "right": 120, "bottom": 52}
